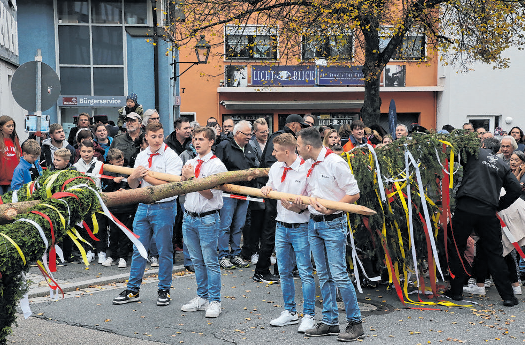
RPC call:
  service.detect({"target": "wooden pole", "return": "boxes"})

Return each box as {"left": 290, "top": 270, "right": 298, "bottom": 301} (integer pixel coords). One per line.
{"left": 219, "top": 184, "right": 376, "bottom": 216}
{"left": 103, "top": 164, "right": 376, "bottom": 216}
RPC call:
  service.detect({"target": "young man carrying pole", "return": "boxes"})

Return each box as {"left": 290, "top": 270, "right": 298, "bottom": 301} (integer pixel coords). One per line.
{"left": 261, "top": 133, "right": 316, "bottom": 332}
{"left": 295, "top": 127, "right": 364, "bottom": 342}
{"left": 180, "top": 127, "right": 228, "bottom": 318}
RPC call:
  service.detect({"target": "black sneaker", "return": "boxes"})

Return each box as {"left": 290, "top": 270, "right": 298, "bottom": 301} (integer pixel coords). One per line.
{"left": 157, "top": 289, "right": 171, "bottom": 306}
{"left": 113, "top": 289, "right": 140, "bottom": 305}
{"left": 503, "top": 297, "right": 519, "bottom": 307}
{"left": 304, "top": 322, "right": 340, "bottom": 337}
{"left": 443, "top": 289, "right": 463, "bottom": 301}
{"left": 253, "top": 272, "right": 280, "bottom": 284}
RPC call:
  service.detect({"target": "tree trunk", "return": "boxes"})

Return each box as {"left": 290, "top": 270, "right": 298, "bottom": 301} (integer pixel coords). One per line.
{"left": 0, "top": 168, "right": 269, "bottom": 223}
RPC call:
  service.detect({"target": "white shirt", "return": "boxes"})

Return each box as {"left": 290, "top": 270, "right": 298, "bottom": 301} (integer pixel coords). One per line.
{"left": 184, "top": 151, "right": 227, "bottom": 213}
{"left": 134, "top": 143, "right": 182, "bottom": 202}
{"left": 267, "top": 156, "right": 311, "bottom": 223}
{"left": 305, "top": 147, "right": 360, "bottom": 216}
{"left": 74, "top": 157, "right": 103, "bottom": 189}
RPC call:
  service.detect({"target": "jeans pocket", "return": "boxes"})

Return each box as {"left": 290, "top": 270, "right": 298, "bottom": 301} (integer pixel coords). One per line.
{"left": 201, "top": 214, "right": 218, "bottom": 226}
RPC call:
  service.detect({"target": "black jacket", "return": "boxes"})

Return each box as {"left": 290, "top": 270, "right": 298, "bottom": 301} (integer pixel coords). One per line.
{"left": 215, "top": 136, "right": 258, "bottom": 187}
{"left": 40, "top": 139, "right": 75, "bottom": 168}
{"left": 110, "top": 131, "right": 142, "bottom": 167}
{"left": 165, "top": 132, "right": 192, "bottom": 156}
{"left": 456, "top": 147, "right": 521, "bottom": 213}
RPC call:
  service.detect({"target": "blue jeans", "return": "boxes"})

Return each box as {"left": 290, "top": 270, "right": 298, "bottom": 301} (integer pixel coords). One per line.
{"left": 309, "top": 217, "right": 361, "bottom": 325}
{"left": 180, "top": 203, "right": 192, "bottom": 266}
{"left": 275, "top": 222, "right": 315, "bottom": 316}
{"left": 218, "top": 198, "right": 249, "bottom": 259}
{"left": 127, "top": 201, "right": 176, "bottom": 291}
{"left": 183, "top": 212, "right": 221, "bottom": 302}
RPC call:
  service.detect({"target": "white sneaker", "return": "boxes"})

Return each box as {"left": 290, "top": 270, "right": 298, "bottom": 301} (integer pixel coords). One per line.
{"left": 270, "top": 310, "right": 299, "bottom": 327}
{"left": 298, "top": 314, "right": 316, "bottom": 333}
{"left": 463, "top": 284, "right": 486, "bottom": 295}
{"left": 205, "top": 301, "right": 221, "bottom": 318}
{"left": 181, "top": 296, "right": 208, "bottom": 312}
{"left": 467, "top": 278, "right": 476, "bottom": 286}
{"left": 150, "top": 257, "right": 159, "bottom": 267}
{"left": 513, "top": 285, "right": 522, "bottom": 295}
{"left": 98, "top": 252, "right": 107, "bottom": 264}
{"left": 270, "top": 253, "right": 277, "bottom": 265}
{"left": 118, "top": 258, "right": 127, "bottom": 268}
{"left": 101, "top": 257, "right": 113, "bottom": 267}
{"left": 86, "top": 251, "right": 95, "bottom": 263}
{"left": 484, "top": 279, "right": 492, "bottom": 288}
{"left": 251, "top": 253, "right": 259, "bottom": 265}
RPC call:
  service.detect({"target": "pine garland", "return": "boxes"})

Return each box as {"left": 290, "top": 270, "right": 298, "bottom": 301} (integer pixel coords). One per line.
{"left": 0, "top": 170, "right": 99, "bottom": 344}
{"left": 343, "top": 130, "right": 480, "bottom": 277}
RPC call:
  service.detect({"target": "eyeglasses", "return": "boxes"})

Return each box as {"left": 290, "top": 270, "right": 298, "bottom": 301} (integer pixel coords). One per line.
{"left": 257, "top": 130, "right": 269, "bottom": 134}
{"left": 238, "top": 130, "right": 251, "bottom": 137}
{"left": 150, "top": 117, "right": 160, "bottom": 120}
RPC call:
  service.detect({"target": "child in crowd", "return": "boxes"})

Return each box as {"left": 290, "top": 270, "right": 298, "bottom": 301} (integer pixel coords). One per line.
{"left": 11, "top": 139, "right": 42, "bottom": 191}
{"left": 102, "top": 148, "right": 134, "bottom": 268}
{"left": 50, "top": 148, "right": 77, "bottom": 171}
{"left": 0, "top": 115, "right": 21, "bottom": 194}
{"left": 74, "top": 140, "right": 106, "bottom": 264}
{"left": 74, "top": 128, "right": 104, "bottom": 163}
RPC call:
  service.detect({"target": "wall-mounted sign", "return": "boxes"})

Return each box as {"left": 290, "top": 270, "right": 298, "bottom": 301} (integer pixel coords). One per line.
{"left": 251, "top": 65, "right": 315, "bottom": 86}
{"left": 0, "top": 0, "right": 19, "bottom": 65}
{"left": 384, "top": 65, "right": 406, "bottom": 87}
{"left": 59, "top": 96, "right": 127, "bottom": 107}
{"left": 225, "top": 65, "right": 248, "bottom": 87}
{"left": 317, "top": 66, "right": 364, "bottom": 86}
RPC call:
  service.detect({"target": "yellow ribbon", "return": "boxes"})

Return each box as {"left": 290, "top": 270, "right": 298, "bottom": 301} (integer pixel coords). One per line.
{"left": 45, "top": 171, "right": 62, "bottom": 198}
{"left": 66, "top": 230, "right": 89, "bottom": 266}
{"left": 438, "top": 140, "right": 455, "bottom": 188}
{"left": 0, "top": 233, "right": 26, "bottom": 265}
{"left": 91, "top": 213, "right": 99, "bottom": 235}
{"left": 39, "top": 204, "right": 66, "bottom": 230}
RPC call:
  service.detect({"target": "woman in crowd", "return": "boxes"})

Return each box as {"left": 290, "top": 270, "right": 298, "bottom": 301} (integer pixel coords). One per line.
{"left": 93, "top": 123, "right": 113, "bottom": 160}
{"left": 0, "top": 116, "right": 21, "bottom": 194}
{"left": 510, "top": 127, "right": 525, "bottom": 151}
{"left": 323, "top": 129, "right": 340, "bottom": 148}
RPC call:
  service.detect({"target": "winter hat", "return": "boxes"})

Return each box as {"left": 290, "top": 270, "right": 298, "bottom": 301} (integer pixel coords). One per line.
{"left": 127, "top": 93, "right": 138, "bottom": 103}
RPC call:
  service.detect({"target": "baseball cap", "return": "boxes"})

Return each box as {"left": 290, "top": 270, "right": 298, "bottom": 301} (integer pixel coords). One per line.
{"left": 126, "top": 112, "right": 142, "bottom": 122}
{"left": 285, "top": 114, "right": 309, "bottom": 127}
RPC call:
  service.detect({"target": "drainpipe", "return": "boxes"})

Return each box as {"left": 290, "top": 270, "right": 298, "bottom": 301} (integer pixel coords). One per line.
{"left": 152, "top": 0, "right": 160, "bottom": 111}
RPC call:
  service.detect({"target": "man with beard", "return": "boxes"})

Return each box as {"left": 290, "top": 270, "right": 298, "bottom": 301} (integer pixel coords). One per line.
{"left": 67, "top": 112, "right": 92, "bottom": 146}
{"left": 110, "top": 112, "right": 143, "bottom": 168}
{"left": 41, "top": 123, "right": 76, "bottom": 168}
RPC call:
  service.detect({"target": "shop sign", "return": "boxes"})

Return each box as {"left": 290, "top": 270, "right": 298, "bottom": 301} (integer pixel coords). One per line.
{"left": 59, "top": 96, "right": 127, "bottom": 107}
{"left": 0, "top": 0, "right": 19, "bottom": 65}
{"left": 317, "top": 66, "right": 364, "bottom": 86}
{"left": 251, "top": 65, "right": 315, "bottom": 86}
{"left": 318, "top": 113, "right": 359, "bottom": 127}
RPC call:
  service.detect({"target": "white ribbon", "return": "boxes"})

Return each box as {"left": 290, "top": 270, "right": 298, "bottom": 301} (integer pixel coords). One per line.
{"left": 366, "top": 144, "right": 386, "bottom": 202}
{"left": 12, "top": 189, "right": 18, "bottom": 203}
{"left": 405, "top": 149, "right": 420, "bottom": 286}
{"left": 405, "top": 148, "right": 445, "bottom": 281}
{"left": 19, "top": 273, "right": 32, "bottom": 318}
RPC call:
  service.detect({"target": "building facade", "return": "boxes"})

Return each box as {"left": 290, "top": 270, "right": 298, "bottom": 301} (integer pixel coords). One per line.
{"left": 0, "top": 0, "right": 26, "bottom": 140}
{"left": 17, "top": 0, "right": 175, "bottom": 137}
{"left": 178, "top": 24, "right": 443, "bottom": 133}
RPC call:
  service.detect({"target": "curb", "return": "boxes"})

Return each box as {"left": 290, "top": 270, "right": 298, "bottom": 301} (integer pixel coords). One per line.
{"left": 28, "top": 264, "right": 187, "bottom": 298}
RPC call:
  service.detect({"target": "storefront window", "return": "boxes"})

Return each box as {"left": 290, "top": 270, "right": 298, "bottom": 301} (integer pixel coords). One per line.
{"left": 94, "top": 67, "right": 124, "bottom": 95}
{"left": 60, "top": 67, "right": 91, "bottom": 95}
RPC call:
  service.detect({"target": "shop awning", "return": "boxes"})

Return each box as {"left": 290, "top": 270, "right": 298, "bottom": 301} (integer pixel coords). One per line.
{"left": 220, "top": 100, "right": 364, "bottom": 110}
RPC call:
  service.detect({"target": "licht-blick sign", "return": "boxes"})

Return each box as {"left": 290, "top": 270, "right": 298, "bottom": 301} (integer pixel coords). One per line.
{"left": 251, "top": 65, "right": 316, "bottom": 86}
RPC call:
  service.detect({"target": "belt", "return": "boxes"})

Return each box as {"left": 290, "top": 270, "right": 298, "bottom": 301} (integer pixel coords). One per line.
{"left": 310, "top": 213, "right": 343, "bottom": 222}
{"left": 185, "top": 209, "right": 219, "bottom": 218}
{"left": 277, "top": 221, "right": 308, "bottom": 228}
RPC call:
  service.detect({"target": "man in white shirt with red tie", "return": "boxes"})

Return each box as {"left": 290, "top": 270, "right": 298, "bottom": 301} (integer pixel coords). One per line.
{"left": 113, "top": 122, "right": 182, "bottom": 307}
{"left": 260, "top": 133, "right": 316, "bottom": 333}
{"left": 180, "top": 126, "right": 228, "bottom": 318}
{"left": 295, "top": 126, "right": 364, "bottom": 342}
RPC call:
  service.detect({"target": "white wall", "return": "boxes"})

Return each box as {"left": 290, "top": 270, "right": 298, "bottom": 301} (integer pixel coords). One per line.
{"left": 437, "top": 47, "right": 525, "bottom": 133}
{"left": 0, "top": 60, "right": 27, "bottom": 141}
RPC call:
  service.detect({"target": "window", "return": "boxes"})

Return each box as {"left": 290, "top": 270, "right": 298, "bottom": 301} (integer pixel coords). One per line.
{"left": 225, "top": 25, "right": 278, "bottom": 60}
{"left": 380, "top": 29, "right": 425, "bottom": 60}
{"left": 302, "top": 33, "right": 353, "bottom": 60}
{"left": 57, "top": 0, "right": 148, "bottom": 96}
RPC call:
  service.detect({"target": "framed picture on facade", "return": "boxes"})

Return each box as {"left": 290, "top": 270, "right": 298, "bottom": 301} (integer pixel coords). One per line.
{"left": 225, "top": 65, "right": 248, "bottom": 87}
{"left": 384, "top": 65, "right": 406, "bottom": 87}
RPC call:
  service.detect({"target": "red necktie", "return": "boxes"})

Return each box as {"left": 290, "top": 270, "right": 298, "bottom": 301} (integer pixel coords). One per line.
{"left": 307, "top": 149, "right": 333, "bottom": 177}
{"left": 281, "top": 166, "right": 293, "bottom": 182}
{"left": 148, "top": 152, "right": 160, "bottom": 168}
{"left": 195, "top": 159, "right": 204, "bottom": 178}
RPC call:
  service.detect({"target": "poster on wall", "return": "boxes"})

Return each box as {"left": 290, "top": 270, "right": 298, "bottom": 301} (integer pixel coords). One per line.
{"left": 225, "top": 65, "right": 248, "bottom": 87}
{"left": 384, "top": 65, "right": 406, "bottom": 87}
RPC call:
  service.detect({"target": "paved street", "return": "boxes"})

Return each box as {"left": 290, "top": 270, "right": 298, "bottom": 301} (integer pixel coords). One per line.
{"left": 7, "top": 257, "right": 525, "bottom": 345}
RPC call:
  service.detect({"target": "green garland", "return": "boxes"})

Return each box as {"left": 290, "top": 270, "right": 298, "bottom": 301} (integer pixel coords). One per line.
{"left": 0, "top": 170, "right": 99, "bottom": 344}
{"left": 343, "top": 130, "right": 480, "bottom": 277}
